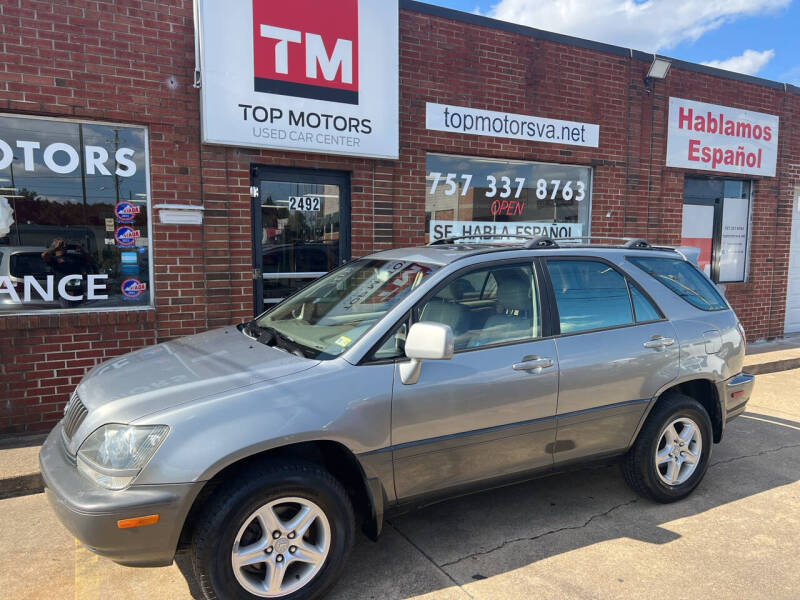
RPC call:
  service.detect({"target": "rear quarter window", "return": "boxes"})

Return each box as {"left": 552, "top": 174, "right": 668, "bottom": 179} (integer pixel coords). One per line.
{"left": 10, "top": 252, "right": 52, "bottom": 278}
{"left": 628, "top": 256, "right": 727, "bottom": 311}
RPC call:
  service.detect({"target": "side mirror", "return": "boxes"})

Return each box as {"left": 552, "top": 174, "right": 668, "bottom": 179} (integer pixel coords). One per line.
{"left": 398, "top": 322, "right": 454, "bottom": 385}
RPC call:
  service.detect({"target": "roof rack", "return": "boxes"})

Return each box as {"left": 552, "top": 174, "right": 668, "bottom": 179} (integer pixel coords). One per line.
{"left": 428, "top": 234, "right": 542, "bottom": 246}
{"left": 427, "top": 234, "right": 675, "bottom": 252}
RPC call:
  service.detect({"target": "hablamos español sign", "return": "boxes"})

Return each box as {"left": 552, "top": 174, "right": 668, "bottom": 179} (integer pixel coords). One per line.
{"left": 195, "top": 0, "right": 399, "bottom": 159}
{"left": 666, "top": 97, "right": 778, "bottom": 177}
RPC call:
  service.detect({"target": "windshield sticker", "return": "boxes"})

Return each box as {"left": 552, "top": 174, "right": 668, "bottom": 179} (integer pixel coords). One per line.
{"left": 334, "top": 335, "right": 352, "bottom": 347}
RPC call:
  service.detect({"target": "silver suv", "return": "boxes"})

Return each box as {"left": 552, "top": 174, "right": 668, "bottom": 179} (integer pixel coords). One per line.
{"left": 40, "top": 237, "right": 754, "bottom": 600}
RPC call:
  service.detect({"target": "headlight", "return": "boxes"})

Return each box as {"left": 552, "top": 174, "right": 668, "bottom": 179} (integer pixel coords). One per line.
{"left": 77, "top": 424, "right": 169, "bottom": 490}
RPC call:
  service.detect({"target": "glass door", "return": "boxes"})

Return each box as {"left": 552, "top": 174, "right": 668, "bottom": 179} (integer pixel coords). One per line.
{"left": 251, "top": 166, "right": 350, "bottom": 314}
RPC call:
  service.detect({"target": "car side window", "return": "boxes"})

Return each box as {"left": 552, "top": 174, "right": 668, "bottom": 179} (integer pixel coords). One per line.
{"left": 371, "top": 317, "right": 409, "bottom": 361}
{"left": 547, "top": 259, "right": 633, "bottom": 333}
{"left": 629, "top": 283, "right": 662, "bottom": 322}
{"left": 417, "top": 263, "right": 540, "bottom": 350}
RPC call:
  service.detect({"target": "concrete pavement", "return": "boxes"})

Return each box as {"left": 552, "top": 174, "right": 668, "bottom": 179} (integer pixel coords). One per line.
{"left": 1, "top": 368, "right": 799, "bottom": 599}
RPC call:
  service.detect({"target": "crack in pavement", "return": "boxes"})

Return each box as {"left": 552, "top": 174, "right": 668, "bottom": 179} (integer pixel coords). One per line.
{"left": 386, "top": 520, "right": 475, "bottom": 599}
{"left": 710, "top": 442, "right": 800, "bottom": 467}
{"left": 437, "top": 498, "right": 639, "bottom": 568}
{"left": 432, "top": 442, "right": 800, "bottom": 570}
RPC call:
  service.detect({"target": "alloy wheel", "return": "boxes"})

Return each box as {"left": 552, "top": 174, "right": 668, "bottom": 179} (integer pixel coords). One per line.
{"left": 231, "top": 496, "right": 331, "bottom": 597}
{"left": 655, "top": 417, "right": 702, "bottom": 486}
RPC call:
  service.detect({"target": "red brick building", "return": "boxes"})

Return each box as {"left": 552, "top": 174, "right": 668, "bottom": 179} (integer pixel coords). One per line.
{"left": 0, "top": 0, "right": 798, "bottom": 435}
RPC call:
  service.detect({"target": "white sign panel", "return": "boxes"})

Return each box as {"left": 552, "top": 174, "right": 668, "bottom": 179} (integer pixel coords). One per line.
{"left": 196, "top": 0, "right": 399, "bottom": 159}
{"left": 426, "top": 103, "right": 600, "bottom": 148}
{"left": 429, "top": 220, "right": 583, "bottom": 243}
{"left": 666, "top": 97, "right": 778, "bottom": 176}
{"left": 719, "top": 197, "right": 750, "bottom": 282}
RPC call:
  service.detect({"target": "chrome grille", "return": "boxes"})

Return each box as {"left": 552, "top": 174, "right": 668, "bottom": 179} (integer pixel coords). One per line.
{"left": 62, "top": 391, "right": 88, "bottom": 440}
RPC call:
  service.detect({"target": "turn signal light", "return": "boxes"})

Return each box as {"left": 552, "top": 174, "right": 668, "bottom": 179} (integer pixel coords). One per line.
{"left": 731, "top": 390, "right": 745, "bottom": 398}
{"left": 117, "top": 514, "right": 160, "bottom": 529}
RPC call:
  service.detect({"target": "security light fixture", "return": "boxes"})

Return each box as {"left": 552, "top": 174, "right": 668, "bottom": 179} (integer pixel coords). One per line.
{"left": 645, "top": 56, "right": 671, "bottom": 89}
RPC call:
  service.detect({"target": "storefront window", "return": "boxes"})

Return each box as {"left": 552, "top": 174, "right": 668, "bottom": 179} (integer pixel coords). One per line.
{"left": 0, "top": 115, "right": 151, "bottom": 312}
{"left": 425, "top": 154, "right": 591, "bottom": 243}
{"left": 681, "top": 177, "right": 751, "bottom": 283}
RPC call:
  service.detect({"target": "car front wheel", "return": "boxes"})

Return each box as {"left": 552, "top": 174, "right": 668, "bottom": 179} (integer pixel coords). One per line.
{"left": 190, "top": 461, "right": 355, "bottom": 600}
{"left": 622, "top": 393, "right": 712, "bottom": 503}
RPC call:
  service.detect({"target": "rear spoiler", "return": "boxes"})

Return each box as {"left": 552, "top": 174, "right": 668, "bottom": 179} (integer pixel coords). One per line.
{"left": 671, "top": 246, "right": 701, "bottom": 266}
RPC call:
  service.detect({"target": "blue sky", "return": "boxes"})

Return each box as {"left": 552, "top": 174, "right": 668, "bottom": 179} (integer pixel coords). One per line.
{"left": 422, "top": 0, "right": 798, "bottom": 84}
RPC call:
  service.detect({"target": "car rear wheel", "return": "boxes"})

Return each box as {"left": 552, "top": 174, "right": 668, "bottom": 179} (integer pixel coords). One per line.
{"left": 190, "top": 460, "right": 354, "bottom": 600}
{"left": 622, "top": 393, "right": 712, "bottom": 503}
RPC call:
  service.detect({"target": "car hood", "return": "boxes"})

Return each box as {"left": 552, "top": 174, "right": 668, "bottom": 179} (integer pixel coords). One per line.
{"left": 75, "top": 326, "right": 320, "bottom": 424}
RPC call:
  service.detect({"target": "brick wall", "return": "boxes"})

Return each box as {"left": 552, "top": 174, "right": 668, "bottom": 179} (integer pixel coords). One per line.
{"left": 0, "top": 1, "right": 797, "bottom": 434}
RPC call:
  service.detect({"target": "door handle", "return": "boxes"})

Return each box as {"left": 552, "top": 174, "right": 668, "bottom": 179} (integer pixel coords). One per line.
{"left": 643, "top": 336, "right": 675, "bottom": 349}
{"left": 512, "top": 356, "right": 554, "bottom": 373}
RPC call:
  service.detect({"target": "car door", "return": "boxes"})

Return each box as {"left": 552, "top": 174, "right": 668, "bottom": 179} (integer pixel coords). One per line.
{"left": 388, "top": 260, "right": 559, "bottom": 500}
{"left": 544, "top": 257, "right": 679, "bottom": 465}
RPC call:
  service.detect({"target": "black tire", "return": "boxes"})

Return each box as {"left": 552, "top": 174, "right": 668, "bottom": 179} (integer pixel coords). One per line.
{"left": 622, "top": 393, "right": 712, "bottom": 503}
{"left": 190, "top": 460, "right": 355, "bottom": 600}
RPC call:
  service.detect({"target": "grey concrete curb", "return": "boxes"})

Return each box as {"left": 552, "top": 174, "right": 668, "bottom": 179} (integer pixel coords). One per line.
{"left": 0, "top": 357, "right": 797, "bottom": 501}
{"left": 743, "top": 357, "right": 800, "bottom": 376}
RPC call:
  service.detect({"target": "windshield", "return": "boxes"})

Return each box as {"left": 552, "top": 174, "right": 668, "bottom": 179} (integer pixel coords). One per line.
{"left": 250, "top": 259, "right": 439, "bottom": 359}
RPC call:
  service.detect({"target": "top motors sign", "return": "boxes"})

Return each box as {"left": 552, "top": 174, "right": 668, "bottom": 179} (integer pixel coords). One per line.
{"left": 196, "top": 0, "right": 398, "bottom": 159}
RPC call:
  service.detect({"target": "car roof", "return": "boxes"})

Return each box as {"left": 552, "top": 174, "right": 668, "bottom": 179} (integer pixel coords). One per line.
{"left": 0, "top": 246, "right": 48, "bottom": 254}
{"left": 367, "top": 242, "right": 682, "bottom": 266}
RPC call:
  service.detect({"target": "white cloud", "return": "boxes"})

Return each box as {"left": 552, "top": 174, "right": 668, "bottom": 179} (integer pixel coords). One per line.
{"left": 701, "top": 49, "right": 775, "bottom": 75}
{"left": 486, "top": 0, "right": 790, "bottom": 53}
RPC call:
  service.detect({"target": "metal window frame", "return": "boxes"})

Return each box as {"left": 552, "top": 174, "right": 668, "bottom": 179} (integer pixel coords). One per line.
{"left": 683, "top": 176, "right": 752, "bottom": 284}
{"left": 250, "top": 164, "right": 351, "bottom": 315}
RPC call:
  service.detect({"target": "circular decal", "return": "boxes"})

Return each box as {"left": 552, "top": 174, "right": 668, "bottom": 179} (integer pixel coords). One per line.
{"left": 114, "top": 226, "right": 140, "bottom": 247}
{"left": 121, "top": 278, "right": 146, "bottom": 299}
{"left": 114, "top": 201, "right": 140, "bottom": 223}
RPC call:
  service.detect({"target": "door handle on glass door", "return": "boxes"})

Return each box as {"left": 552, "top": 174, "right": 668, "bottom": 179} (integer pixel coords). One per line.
{"left": 643, "top": 336, "right": 675, "bottom": 349}
{"left": 512, "top": 356, "right": 554, "bottom": 373}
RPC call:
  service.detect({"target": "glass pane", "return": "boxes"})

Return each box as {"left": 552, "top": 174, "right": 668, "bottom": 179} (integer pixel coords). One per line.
{"left": 418, "top": 263, "right": 539, "bottom": 350}
{"left": 723, "top": 180, "right": 750, "bottom": 200}
{"left": 0, "top": 115, "right": 150, "bottom": 311}
{"left": 681, "top": 203, "right": 714, "bottom": 277}
{"left": 630, "top": 284, "right": 661, "bottom": 322}
{"left": 628, "top": 257, "right": 727, "bottom": 311}
{"left": 719, "top": 196, "right": 750, "bottom": 282}
{"left": 425, "top": 154, "right": 591, "bottom": 243}
{"left": 259, "top": 180, "right": 340, "bottom": 303}
{"left": 256, "top": 259, "right": 438, "bottom": 359}
{"left": 547, "top": 260, "right": 633, "bottom": 333}
{"left": 684, "top": 178, "right": 722, "bottom": 200}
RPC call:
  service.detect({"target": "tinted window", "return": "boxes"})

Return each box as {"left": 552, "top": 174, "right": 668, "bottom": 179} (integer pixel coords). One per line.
{"left": 10, "top": 253, "right": 52, "bottom": 278}
{"left": 629, "top": 257, "right": 727, "bottom": 311}
{"left": 418, "top": 263, "right": 539, "bottom": 350}
{"left": 630, "top": 284, "right": 661, "bottom": 322}
{"left": 548, "top": 260, "right": 633, "bottom": 333}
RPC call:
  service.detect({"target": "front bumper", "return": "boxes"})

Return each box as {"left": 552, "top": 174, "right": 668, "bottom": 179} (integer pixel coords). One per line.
{"left": 39, "top": 423, "right": 204, "bottom": 567}
{"left": 719, "top": 372, "right": 754, "bottom": 425}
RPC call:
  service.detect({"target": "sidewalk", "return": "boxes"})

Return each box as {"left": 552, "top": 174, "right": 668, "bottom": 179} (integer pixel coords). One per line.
{"left": 2, "top": 336, "right": 799, "bottom": 500}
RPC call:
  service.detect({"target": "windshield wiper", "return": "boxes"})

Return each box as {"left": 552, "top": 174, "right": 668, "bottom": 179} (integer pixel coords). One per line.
{"left": 244, "top": 321, "right": 315, "bottom": 358}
